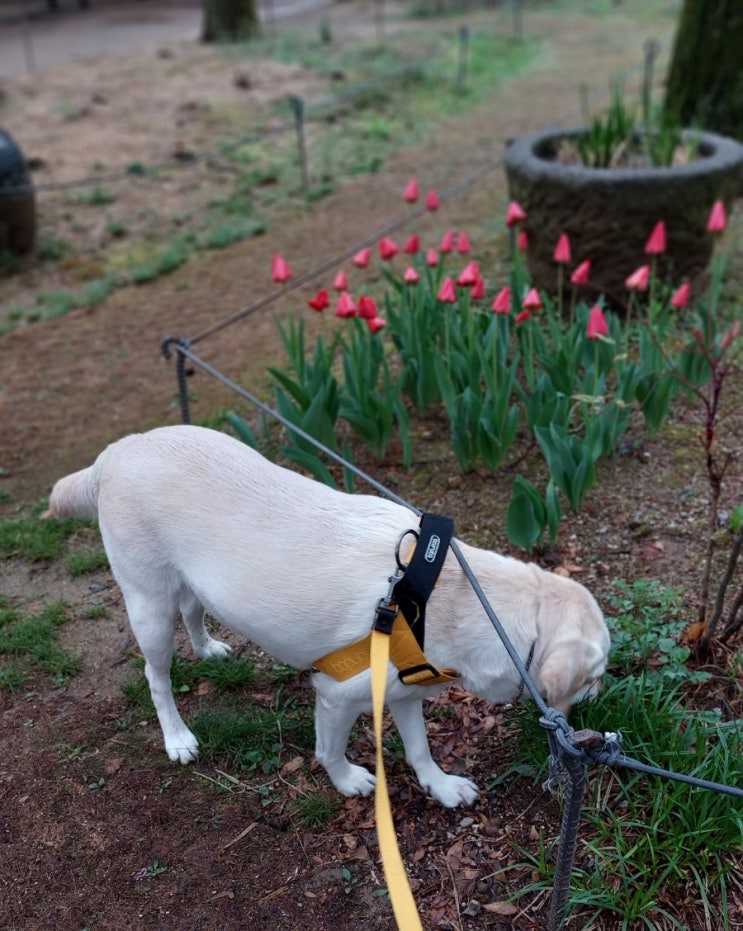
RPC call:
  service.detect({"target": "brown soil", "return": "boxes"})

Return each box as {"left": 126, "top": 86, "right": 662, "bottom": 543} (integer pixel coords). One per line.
{"left": 1, "top": 4, "right": 741, "bottom": 930}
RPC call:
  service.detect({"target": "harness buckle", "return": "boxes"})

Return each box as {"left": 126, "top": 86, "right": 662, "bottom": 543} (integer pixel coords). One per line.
{"left": 374, "top": 599, "right": 398, "bottom": 636}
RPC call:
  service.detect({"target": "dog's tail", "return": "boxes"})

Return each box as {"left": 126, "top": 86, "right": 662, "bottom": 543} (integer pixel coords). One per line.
{"left": 42, "top": 458, "right": 102, "bottom": 521}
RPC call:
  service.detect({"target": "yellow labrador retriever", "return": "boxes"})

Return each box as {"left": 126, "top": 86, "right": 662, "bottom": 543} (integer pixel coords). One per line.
{"left": 45, "top": 425, "right": 609, "bottom": 807}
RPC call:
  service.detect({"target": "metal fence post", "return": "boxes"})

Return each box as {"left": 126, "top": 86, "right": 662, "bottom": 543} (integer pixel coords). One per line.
{"left": 289, "top": 94, "right": 309, "bottom": 199}
{"left": 457, "top": 25, "right": 470, "bottom": 94}
{"left": 547, "top": 758, "right": 587, "bottom": 931}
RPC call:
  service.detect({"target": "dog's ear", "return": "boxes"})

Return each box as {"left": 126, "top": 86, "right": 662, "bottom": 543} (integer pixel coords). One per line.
{"left": 539, "top": 640, "right": 594, "bottom": 714}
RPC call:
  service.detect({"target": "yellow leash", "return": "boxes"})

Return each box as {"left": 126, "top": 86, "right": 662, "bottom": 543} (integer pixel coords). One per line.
{"left": 371, "top": 627, "right": 425, "bottom": 931}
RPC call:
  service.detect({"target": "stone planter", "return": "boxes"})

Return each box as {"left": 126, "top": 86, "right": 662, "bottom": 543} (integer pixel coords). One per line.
{"left": 504, "top": 127, "right": 743, "bottom": 304}
{"left": 0, "top": 127, "right": 36, "bottom": 256}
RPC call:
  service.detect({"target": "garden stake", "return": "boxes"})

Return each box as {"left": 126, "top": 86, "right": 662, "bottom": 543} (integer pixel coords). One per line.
{"left": 161, "top": 336, "right": 193, "bottom": 425}
{"left": 289, "top": 94, "right": 309, "bottom": 198}
{"left": 510, "top": 0, "right": 523, "bottom": 41}
{"left": 457, "top": 26, "right": 469, "bottom": 94}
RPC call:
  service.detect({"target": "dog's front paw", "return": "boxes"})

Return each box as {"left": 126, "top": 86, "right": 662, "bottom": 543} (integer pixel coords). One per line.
{"left": 426, "top": 774, "right": 480, "bottom": 808}
{"left": 164, "top": 729, "right": 200, "bottom": 765}
{"left": 330, "top": 763, "right": 377, "bottom": 798}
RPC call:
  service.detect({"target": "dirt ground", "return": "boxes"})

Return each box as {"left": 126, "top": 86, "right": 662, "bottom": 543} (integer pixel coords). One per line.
{"left": 1, "top": 3, "right": 742, "bottom": 930}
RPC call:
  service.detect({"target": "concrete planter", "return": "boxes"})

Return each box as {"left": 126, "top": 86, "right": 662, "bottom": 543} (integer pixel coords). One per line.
{"left": 0, "top": 127, "right": 36, "bottom": 256}
{"left": 504, "top": 127, "right": 743, "bottom": 304}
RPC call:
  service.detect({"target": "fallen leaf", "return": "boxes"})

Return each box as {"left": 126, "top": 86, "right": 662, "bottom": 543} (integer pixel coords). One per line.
{"left": 683, "top": 621, "right": 708, "bottom": 643}
{"left": 483, "top": 901, "right": 520, "bottom": 915}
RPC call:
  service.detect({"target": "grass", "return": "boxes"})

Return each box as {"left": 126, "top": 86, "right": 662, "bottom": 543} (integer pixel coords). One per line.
{"left": 0, "top": 597, "right": 80, "bottom": 690}
{"left": 0, "top": 513, "right": 105, "bottom": 690}
{"left": 0, "top": 512, "right": 85, "bottom": 561}
{"left": 505, "top": 579, "right": 743, "bottom": 930}
{"left": 121, "top": 649, "right": 315, "bottom": 777}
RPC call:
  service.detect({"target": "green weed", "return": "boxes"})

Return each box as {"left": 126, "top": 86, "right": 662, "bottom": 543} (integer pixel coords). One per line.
{"left": 0, "top": 599, "right": 80, "bottom": 688}
{"left": 290, "top": 792, "right": 339, "bottom": 829}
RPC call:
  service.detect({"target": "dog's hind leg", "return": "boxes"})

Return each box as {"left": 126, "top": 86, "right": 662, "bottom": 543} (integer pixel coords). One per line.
{"left": 125, "top": 588, "right": 200, "bottom": 764}
{"left": 179, "top": 588, "right": 232, "bottom": 660}
{"left": 388, "top": 697, "right": 480, "bottom": 808}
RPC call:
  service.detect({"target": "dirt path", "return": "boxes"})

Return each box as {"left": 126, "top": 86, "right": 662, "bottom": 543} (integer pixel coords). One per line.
{"left": 0, "top": 4, "right": 676, "bottom": 507}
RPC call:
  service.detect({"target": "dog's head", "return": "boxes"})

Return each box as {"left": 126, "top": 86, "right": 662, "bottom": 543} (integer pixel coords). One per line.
{"left": 534, "top": 582, "right": 610, "bottom": 714}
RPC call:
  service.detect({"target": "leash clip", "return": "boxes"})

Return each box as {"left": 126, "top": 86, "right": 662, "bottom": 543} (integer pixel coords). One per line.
{"left": 374, "top": 568, "right": 404, "bottom": 636}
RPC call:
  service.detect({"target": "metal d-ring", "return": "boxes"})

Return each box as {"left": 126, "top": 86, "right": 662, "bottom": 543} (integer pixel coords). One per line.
{"left": 395, "top": 528, "right": 418, "bottom": 572}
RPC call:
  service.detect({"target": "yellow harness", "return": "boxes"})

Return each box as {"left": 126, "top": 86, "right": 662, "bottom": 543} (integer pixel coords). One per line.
{"left": 314, "top": 610, "right": 459, "bottom": 685}
{"left": 313, "top": 516, "right": 459, "bottom": 687}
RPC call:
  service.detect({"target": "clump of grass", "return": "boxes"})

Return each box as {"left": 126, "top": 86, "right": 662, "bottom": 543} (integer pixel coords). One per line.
{"left": 0, "top": 598, "right": 80, "bottom": 689}
{"left": 130, "top": 239, "right": 189, "bottom": 283}
{"left": 0, "top": 513, "right": 84, "bottom": 561}
{"left": 66, "top": 547, "right": 109, "bottom": 577}
{"left": 290, "top": 792, "right": 339, "bottom": 829}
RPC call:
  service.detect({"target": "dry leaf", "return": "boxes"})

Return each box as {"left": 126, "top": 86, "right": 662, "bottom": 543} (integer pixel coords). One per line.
{"left": 280, "top": 755, "right": 304, "bottom": 776}
{"left": 483, "top": 901, "right": 520, "bottom": 915}
{"left": 683, "top": 621, "right": 708, "bottom": 643}
{"left": 104, "top": 757, "right": 124, "bottom": 775}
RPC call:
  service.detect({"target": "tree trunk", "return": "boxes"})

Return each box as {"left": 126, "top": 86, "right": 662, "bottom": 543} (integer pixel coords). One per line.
{"left": 202, "top": 0, "right": 260, "bottom": 42}
{"left": 663, "top": 0, "right": 743, "bottom": 140}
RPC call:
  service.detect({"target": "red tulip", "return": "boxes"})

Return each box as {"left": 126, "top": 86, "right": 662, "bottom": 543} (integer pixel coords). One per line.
{"left": 522, "top": 287, "right": 542, "bottom": 311}
{"left": 352, "top": 247, "right": 372, "bottom": 268}
{"left": 426, "top": 248, "right": 439, "bottom": 267}
{"left": 456, "top": 230, "right": 472, "bottom": 254}
{"left": 367, "top": 316, "right": 387, "bottom": 334}
{"left": 308, "top": 288, "right": 330, "bottom": 312}
{"left": 357, "top": 294, "right": 378, "bottom": 320}
{"left": 426, "top": 190, "right": 440, "bottom": 211}
{"left": 553, "top": 232, "right": 571, "bottom": 264}
{"left": 437, "top": 277, "right": 457, "bottom": 303}
{"left": 334, "top": 292, "right": 357, "bottom": 318}
{"left": 439, "top": 229, "right": 455, "bottom": 254}
{"left": 492, "top": 285, "right": 511, "bottom": 315}
{"left": 456, "top": 261, "right": 480, "bottom": 287}
{"left": 506, "top": 200, "right": 527, "bottom": 228}
{"left": 271, "top": 254, "right": 292, "bottom": 283}
{"left": 403, "top": 234, "right": 420, "bottom": 254}
{"left": 516, "top": 230, "right": 529, "bottom": 252}
{"left": 645, "top": 220, "right": 667, "bottom": 255}
{"left": 570, "top": 259, "right": 591, "bottom": 286}
{"left": 670, "top": 282, "right": 691, "bottom": 309}
{"left": 625, "top": 264, "right": 650, "bottom": 292}
{"left": 403, "top": 177, "right": 419, "bottom": 203}
{"left": 470, "top": 277, "right": 485, "bottom": 300}
{"left": 333, "top": 269, "right": 348, "bottom": 291}
{"left": 515, "top": 309, "right": 531, "bottom": 324}
{"left": 586, "top": 304, "right": 608, "bottom": 339}
{"left": 403, "top": 266, "right": 420, "bottom": 285}
{"left": 378, "top": 237, "right": 399, "bottom": 260}
{"left": 707, "top": 199, "right": 727, "bottom": 233}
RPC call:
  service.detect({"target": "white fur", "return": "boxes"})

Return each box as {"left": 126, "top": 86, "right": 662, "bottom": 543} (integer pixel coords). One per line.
{"left": 45, "top": 425, "right": 610, "bottom": 807}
